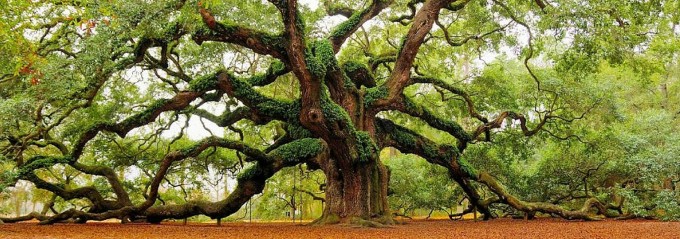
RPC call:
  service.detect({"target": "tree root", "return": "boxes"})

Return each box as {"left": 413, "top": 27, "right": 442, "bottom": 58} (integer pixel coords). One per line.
{"left": 310, "top": 213, "right": 397, "bottom": 227}
{"left": 346, "top": 217, "right": 393, "bottom": 228}
{"left": 309, "top": 213, "right": 341, "bottom": 225}
{"left": 476, "top": 172, "right": 607, "bottom": 221}
{"left": 392, "top": 212, "right": 413, "bottom": 220}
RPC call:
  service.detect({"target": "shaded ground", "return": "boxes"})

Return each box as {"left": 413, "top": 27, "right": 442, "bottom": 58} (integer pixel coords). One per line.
{"left": 1, "top": 218, "right": 679, "bottom": 239}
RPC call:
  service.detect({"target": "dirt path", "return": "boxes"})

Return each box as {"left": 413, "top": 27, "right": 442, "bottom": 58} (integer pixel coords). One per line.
{"left": 1, "top": 218, "right": 679, "bottom": 239}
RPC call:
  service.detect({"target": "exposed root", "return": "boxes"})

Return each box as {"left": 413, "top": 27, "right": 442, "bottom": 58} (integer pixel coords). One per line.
{"left": 310, "top": 214, "right": 397, "bottom": 227}
{"left": 476, "top": 172, "right": 606, "bottom": 221}
{"left": 309, "top": 213, "right": 341, "bottom": 225}
{"left": 346, "top": 217, "right": 393, "bottom": 228}
{"left": 392, "top": 212, "right": 413, "bottom": 220}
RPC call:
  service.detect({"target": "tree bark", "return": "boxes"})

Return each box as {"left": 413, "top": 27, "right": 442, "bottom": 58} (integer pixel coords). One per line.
{"left": 313, "top": 150, "right": 391, "bottom": 226}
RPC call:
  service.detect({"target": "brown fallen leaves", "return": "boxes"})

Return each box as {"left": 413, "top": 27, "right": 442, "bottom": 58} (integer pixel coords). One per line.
{"left": 1, "top": 218, "right": 679, "bottom": 239}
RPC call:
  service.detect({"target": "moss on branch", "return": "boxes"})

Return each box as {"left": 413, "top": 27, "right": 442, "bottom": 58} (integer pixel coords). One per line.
{"left": 401, "top": 97, "right": 472, "bottom": 143}
{"left": 364, "top": 86, "right": 389, "bottom": 107}
{"left": 355, "top": 131, "right": 378, "bottom": 163}
{"left": 330, "top": 8, "right": 367, "bottom": 38}
{"left": 17, "top": 156, "right": 72, "bottom": 178}
{"left": 270, "top": 138, "right": 324, "bottom": 163}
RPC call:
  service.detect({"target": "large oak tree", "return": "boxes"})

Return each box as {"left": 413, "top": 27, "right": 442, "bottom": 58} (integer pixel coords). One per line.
{"left": 1, "top": 0, "right": 677, "bottom": 225}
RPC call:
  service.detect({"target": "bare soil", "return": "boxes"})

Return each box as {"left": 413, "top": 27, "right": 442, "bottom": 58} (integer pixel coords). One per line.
{"left": 1, "top": 218, "right": 679, "bottom": 239}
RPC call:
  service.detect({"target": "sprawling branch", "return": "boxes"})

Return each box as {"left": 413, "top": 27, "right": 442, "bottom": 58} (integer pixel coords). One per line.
{"left": 374, "top": 0, "right": 454, "bottom": 108}
{"left": 328, "top": 0, "right": 393, "bottom": 52}
{"left": 410, "top": 76, "right": 487, "bottom": 123}
{"left": 0, "top": 212, "right": 50, "bottom": 224}
{"left": 70, "top": 162, "right": 132, "bottom": 207}
{"left": 41, "top": 137, "right": 327, "bottom": 224}
{"left": 375, "top": 118, "right": 492, "bottom": 219}
{"left": 70, "top": 89, "right": 210, "bottom": 158}
{"left": 471, "top": 111, "right": 547, "bottom": 142}
{"left": 395, "top": 96, "right": 472, "bottom": 147}
{"left": 322, "top": 1, "right": 355, "bottom": 18}
{"left": 191, "top": 106, "right": 269, "bottom": 127}
{"left": 215, "top": 71, "right": 299, "bottom": 123}
{"left": 143, "top": 138, "right": 328, "bottom": 222}
{"left": 138, "top": 136, "right": 272, "bottom": 212}
{"left": 193, "top": 8, "right": 286, "bottom": 59}
{"left": 476, "top": 172, "right": 607, "bottom": 221}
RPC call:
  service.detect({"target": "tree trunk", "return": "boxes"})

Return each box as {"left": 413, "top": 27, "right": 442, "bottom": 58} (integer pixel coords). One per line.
{"left": 313, "top": 152, "right": 391, "bottom": 226}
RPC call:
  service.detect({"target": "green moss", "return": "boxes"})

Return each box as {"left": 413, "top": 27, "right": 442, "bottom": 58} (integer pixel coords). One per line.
{"left": 248, "top": 60, "right": 286, "bottom": 86}
{"left": 271, "top": 138, "right": 323, "bottom": 162}
{"left": 287, "top": 123, "right": 313, "bottom": 138}
{"left": 355, "top": 131, "right": 378, "bottom": 163}
{"left": 422, "top": 144, "right": 440, "bottom": 160}
{"left": 122, "top": 99, "right": 171, "bottom": 126}
{"left": 320, "top": 98, "right": 351, "bottom": 123}
{"left": 228, "top": 75, "right": 300, "bottom": 120}
{"left": 18, "top": 156, "right": 72, "bottom": 177}
{"left": 314, "top": 40, "right": 336, "bottom": 68}
{"left": 302, "top": 40, "right": 338, "bottom": 79}
{"left": 457, "top": 157, "right": 478, "bottom": 179}
{"left": 364, "top": 86, "right": 388, "bottom": 107}
{"left": 260, "top": 34, "right": 285, "bottom": 50}
{"left": 305, "top": 48, "right": 326, "bottom": 78}
{"left": 343, "top": 61, "right": 376, "bottom": 88}
{"left": 237, "top": 163, "right": 265, "bottom": 181}
{"left": 256, "top": 99, "right": 300, "bottom": 121}
{"left": 392, "top": 128, "right": 417, "bottom": 147}
{"left": 342, "top": 61, "right": 361, "bottom": 73}
{"left": 330, "top": 8, "right": 367, "bottom": 38}
{"left": 294, "top": 9, "right": 307, "bottom": 34}
{"left": 403, "top": 97, "right": 472, "bottom": 142}
{"left": 189, "top": 73, "right": 219, "bottom": 92}
{"left": 270, "top": 60, "right": 286, "bottom": 73}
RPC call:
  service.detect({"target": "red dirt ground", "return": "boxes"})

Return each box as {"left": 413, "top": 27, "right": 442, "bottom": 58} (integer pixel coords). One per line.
{"left": 1, "top": 218, "right": 679, "bottom": 239}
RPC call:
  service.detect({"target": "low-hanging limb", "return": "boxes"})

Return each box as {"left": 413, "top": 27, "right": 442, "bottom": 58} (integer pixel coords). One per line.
{"left": 143, "top": 138, "right": 328, "bottom": 223}
{"left": 0, "top": 212, "right": 50, "bottom": 224}
{"left": 10, "top": 73, "right": 228, "bottom": 216}
{"left": 376, "top": 114, "right": 609, "bottom": 221}
{"left": 39, "top": 137, "right": 328, "bottom": 224}
{"left": 374, "top": 118, "right": 493, "bottom": 219}
{"left": 475, "top": 171, "right": 607, "bottom": 221}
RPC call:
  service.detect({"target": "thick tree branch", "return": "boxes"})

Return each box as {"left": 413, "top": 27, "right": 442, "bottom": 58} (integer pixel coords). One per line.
{"left": 328, "top": 0, "right": 393, "bottom": 52}
{"left": 70, "top": 89, "right": 210, "bottom": 159}
{"left": 0, "top": 212, "right": 50, "bottom": 224}
{"left": 191, "top": 106, "right": 269, "bottom": 127}
{"left": 375, "top": 0, "right": 455, "bottom": 108}
{"left": 143, "top": 138, "right": 328, "bottom": 222}
{"left": 410, "top": 76, "right": 487, "bottom": 122}
{"left": 395, "top": 96, "right": 472, "bottom": 146}
{"left": 215, "top": 71, "right": 299, "bottom": 123}
{"left": 476, "top": 172, "right": 606, "bottom": 221}
{"left": 193, "top": 8, "right": 286, "bottom": 59}
{"left": 375, "top": 118, "right": 492, "bottom": 219}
